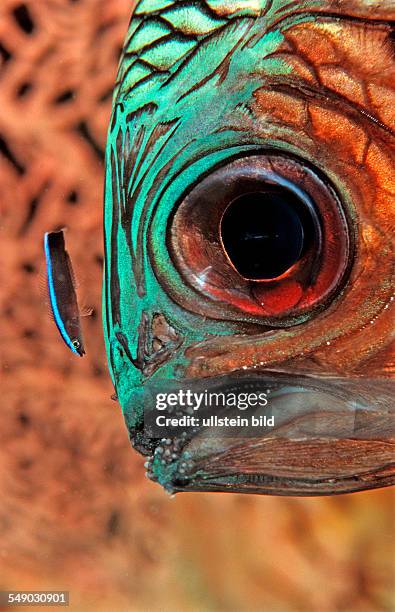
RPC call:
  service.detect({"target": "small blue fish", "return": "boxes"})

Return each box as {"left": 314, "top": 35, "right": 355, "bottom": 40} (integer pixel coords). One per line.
{"left": 44, "top": 230, "right": 85, "bottom": 357}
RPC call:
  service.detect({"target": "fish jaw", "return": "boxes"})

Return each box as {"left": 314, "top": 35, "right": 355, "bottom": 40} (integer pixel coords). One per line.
{"left": 142, "top": 372, "right": 394, "bottom": 495}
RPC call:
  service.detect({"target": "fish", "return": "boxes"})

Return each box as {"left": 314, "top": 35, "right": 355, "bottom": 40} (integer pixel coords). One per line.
{"left": 44, "top": 230, "right": 85, "bottom": 357}
{"left": 103, "top": 0, "right": 395, "bottom": 495}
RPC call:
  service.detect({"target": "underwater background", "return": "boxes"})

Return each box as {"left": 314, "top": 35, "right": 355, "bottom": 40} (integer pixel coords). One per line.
{"left": 1, "top": 1, "right": 394, "bottom": 610}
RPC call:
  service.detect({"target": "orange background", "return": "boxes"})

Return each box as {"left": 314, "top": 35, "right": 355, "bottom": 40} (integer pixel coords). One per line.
{"left": 1, "top": 1, "right": 394, "bottom": 610}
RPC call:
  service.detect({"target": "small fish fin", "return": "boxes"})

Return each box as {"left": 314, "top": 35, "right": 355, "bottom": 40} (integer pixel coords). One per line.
{"left": 38, "top": 265, "right": 54, "bottom": 320}
{"left": 38, "top": 267, "right": 48, "bottom": 297}
{"left": 45, "top": 300, "right": 55, "bottom": 322}
{"left": 80, "top": 305, "right": 94, "bottom": 317}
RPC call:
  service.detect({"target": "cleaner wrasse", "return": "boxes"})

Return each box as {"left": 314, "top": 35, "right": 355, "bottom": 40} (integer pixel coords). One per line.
{"left": 45, "top": 231, "right": 85, "bottom": 357}
{"left": 103, "top": 0, "right": 395, "bottom": 495}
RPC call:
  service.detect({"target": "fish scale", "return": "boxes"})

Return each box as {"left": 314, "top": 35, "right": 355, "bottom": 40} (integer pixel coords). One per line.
{"left": 114, "top": 0, "right": 268, "bottom": 99}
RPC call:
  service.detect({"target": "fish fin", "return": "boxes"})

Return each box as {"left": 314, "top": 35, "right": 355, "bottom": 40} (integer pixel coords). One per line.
{"left": 38, "top": 267, "right": 48, "bottom": 297}
{"left": 38, "top": 265, "right": 56, "bottom": 321}
{"left": 81, "top": 306, "right": 94, "bottom": 317}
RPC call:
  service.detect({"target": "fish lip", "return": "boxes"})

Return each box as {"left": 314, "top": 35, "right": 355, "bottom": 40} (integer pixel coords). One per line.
{"left": 155, "top": 439, "right": 395, "bottom": 496}
{"left": 168, "top": 464, "right": 395, "bottom": 496}
{"left": 143, "top": 370, "right": 395, "bottom": 495}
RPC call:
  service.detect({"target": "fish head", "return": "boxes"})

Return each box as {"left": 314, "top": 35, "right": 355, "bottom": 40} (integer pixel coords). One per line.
{"left": 103, "top": 0, "right": 395, "bottom": 495}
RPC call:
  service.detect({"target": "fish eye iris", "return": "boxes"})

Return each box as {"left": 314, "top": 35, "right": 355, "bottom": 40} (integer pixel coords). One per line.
{"left": 166, "top": 153, "right": 351, "bottom": 324}
{"left": 220, "top": 189, "right": 307, "bottom": 280}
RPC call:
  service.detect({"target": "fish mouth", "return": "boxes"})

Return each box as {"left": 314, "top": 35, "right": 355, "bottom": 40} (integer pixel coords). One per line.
{"left": 142, "top": 371, "right": 395, "bottom": 495}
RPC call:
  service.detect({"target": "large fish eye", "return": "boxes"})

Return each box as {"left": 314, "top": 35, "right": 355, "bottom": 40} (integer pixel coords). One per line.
{"left": 168, "top": 153, "right": 352, "bottom": 325}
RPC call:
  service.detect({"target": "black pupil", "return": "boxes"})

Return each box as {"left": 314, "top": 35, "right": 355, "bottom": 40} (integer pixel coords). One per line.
{"left": 220, "top": 189, "right": 307, "bottom": 280}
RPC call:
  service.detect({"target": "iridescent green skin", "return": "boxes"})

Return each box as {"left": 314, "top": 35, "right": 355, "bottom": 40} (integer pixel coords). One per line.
{"left": 104, "top": 0, "right": 294, "bottom": 428}
{"left": 103, "top": 1, "right": 395, "bottom": 493}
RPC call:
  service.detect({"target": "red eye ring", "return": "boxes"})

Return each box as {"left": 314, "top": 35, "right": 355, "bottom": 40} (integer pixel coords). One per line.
{"left": 169, "top": 153, "right": 353, "bottom": 325}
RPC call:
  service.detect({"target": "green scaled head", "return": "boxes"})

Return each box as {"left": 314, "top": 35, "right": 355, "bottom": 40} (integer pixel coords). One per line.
{"left": 103, "top": 0, "right": 395, "bottom": 495}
